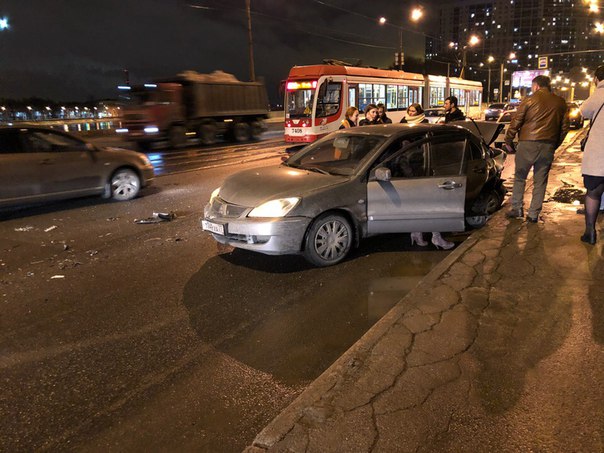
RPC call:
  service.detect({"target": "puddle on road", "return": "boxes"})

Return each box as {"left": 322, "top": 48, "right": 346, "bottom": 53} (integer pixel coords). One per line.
{"left": 550, "top": 186, "right": 585, "bottom": 204}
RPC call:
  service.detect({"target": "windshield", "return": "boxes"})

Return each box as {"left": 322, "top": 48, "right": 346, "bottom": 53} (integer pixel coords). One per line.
{"left": 285, "top": 133, "right": 386, "bottom": 176}
{"left": 287, "top": 88, "right": 314, "bottom": 119}
{"left": 126, "top": 88, "right": 173, "bottom": 106}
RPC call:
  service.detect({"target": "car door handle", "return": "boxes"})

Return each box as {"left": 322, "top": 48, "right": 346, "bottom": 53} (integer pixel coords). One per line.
{"left": 438, "top": 180, "right": 463, "bottom": 190}
{"left": 38, "top": 159, "right": 54, "bottom": 165}
{"left": 473, "top": 167, "right": 486, "bottom": 173}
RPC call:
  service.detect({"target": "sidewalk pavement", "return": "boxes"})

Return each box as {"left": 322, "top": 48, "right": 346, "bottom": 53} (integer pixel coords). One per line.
{"left": 245, "top": 131, "right": 604, "bottom": 452}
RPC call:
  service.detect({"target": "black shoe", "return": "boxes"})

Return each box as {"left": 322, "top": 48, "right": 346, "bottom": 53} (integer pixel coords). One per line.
{"left": 581, "top": 230, "right": 597, "bottom": 244}
{"left": 526, "top": 215, "right": 539, "bottom": 223}
{"left": 505, "top": 208, "right": 524, "bottom": 219}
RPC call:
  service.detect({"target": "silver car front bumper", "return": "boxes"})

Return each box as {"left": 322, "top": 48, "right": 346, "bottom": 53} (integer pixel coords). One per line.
{"left": 201, "top": 204, "right": 311, "bottom": 255}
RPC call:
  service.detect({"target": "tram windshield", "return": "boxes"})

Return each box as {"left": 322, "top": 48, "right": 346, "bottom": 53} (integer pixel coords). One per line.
{"left": 286, "top": 80, "right": 317, "bottom": 119}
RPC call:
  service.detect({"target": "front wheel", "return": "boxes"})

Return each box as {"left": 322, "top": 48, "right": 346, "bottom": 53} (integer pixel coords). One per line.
{"left": 303, "top": 214, "right": 353, "bottom": 267}
{"left": 110, "top": 168, "right": 141, "bottom": 201}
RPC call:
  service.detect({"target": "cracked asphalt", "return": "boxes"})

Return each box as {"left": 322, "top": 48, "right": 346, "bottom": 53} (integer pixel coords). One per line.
{"left": 245, "top": 132, "right": 604, "bottom": 452}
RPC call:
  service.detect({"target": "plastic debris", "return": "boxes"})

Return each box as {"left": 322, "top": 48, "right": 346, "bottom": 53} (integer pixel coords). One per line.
{"left": 106, "top": 217, "right": 119, "bottom": 222}
{"left": 134, "top": 211, "right": 176, "bottom": 224}
{"left": 14, "top": 226, "right": 34, "bottom": 232}
{"left": 44, "top": 225, "right": 58, "bottom": 232}
{"left": 86, "top": 250, "right": 99, "bottom": 256}
{"left": 50, "top": 275, "right": 65, "bottom": 279}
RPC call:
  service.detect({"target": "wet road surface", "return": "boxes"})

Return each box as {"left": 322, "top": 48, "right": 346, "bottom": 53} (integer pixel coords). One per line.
{"left": 0, "top": 156, "right": 459, "bottom": 452}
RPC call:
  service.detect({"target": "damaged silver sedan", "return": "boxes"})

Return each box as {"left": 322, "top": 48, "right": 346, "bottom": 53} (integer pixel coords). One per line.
{"left": 202, "top": 122, "right": 506, "bottom": 266}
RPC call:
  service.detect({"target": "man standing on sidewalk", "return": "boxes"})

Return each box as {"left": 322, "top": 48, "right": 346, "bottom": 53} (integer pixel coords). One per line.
{"left": 504, "top": 75, "right": 569, "bottom": 222}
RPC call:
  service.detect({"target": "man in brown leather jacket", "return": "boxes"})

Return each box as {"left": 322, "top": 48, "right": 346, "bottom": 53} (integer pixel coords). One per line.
{"left": 504, "top": 75, "right": 569, "bottom": 222}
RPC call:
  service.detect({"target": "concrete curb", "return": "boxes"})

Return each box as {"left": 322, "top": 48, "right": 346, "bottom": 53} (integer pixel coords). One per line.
{"left": 246, "top": 131, "right": 586, "bottom": 451}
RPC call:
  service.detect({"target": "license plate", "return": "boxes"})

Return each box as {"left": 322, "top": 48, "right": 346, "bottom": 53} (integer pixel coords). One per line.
{"left": 202, "top": 220, "right": 225, "bottom": 235}
{"left": 288, "top": 128, "right": 304, "bottom": 136}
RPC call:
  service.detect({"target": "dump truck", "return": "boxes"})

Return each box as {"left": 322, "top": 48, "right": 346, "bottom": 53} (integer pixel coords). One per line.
{"left": 119, "top": 70, "right": 269, "bottom": 148}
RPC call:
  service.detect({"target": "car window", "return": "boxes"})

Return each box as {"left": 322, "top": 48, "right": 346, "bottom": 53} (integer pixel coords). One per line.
{"left": 287, "top": 134, "right": 385, "bottom": 176}
{"left": 23, "top": 130, "right": 85, "bottom": 153}
{"left": 0, "top": 130, "right": 23, "bottom": 154}
{"left": 373, "top": 134, "right": 427, "bottom": 178}
{"left": 429, "top": 135, "right": 468, "bottom": 176}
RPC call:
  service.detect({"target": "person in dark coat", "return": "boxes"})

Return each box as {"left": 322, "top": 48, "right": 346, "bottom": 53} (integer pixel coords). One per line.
{"left": 444, "top": 96, "right": 466, "bottom": 123}
{"left": 359, "top": 104, "right": 381, "bottom": 126}
{"left": 377, "top": 103, "right": 393, "bottom": 124}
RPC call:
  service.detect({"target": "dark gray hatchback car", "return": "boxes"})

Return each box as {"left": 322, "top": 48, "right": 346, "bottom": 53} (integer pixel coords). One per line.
{"left": 0, "top": 126, "right": 154, "bottom": 208}
{"left": 202, "top": 122, "right": 506, "bottom": 266}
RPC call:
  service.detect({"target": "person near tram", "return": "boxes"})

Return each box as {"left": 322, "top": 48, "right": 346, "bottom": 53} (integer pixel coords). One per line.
{"left": 339, "top": 106, "right": 359, "bottom": 129}
{"left": 359, "top": 104, "right": 381, "bottom": 126}
{"left": 377, "top": 103, "right": 393, "bottom": 124}
{"left": 400, "top": 103, "right": 428, "bottom": 124}
{"left": 443, "top": 96, "right": 466, "bottom": 123}
{"left": 578, "top": 64, "right": 604, "bottom": 244}
{"left": 399, "top": 102, "right": 455, "bottom": 250}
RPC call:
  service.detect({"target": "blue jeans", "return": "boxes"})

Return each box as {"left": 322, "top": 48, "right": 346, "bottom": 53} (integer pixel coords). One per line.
{"left": 510, "top": 141, "right": 556, "bottom": 218}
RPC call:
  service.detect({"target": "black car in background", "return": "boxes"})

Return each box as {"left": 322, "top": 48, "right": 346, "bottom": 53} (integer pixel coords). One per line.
{"left": 567, "top": 102, "right": 585, "bottom": 129}
{"left": 484, "top": 103, "right": 506, "bottom": 121}
{"left": 0, "top": 126, "right": 155, "bottom": 208}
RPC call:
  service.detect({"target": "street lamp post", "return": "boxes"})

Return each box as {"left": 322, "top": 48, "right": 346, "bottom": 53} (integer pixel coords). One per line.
{"left": 486, "top": 55, "right": 494, "bottom": 103}
{"left": 381, "top": 7, "right": 423, "bottom": 71}
{"left": 460, "top": 35, "right": 480, "bottom": 79}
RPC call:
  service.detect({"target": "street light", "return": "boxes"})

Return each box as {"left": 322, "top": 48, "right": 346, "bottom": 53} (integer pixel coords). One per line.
{"left": 380, "top": 7, "right": 424, "bottom": 70}
{"left": 460, "top": 34, "right": 480, "bottom": 79}
{"left": 0, "top": 17, "right": 8, "bottom": 30}
{"left": 499, "top": 52, "right": 516, "bottom": 102}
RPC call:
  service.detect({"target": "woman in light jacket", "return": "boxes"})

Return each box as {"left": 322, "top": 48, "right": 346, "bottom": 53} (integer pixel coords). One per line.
{"left": 580, "top": 64, "right": 604, "bottom": 244}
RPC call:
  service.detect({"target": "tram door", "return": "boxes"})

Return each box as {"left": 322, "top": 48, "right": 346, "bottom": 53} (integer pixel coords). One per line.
{"left": 408, "top": 86, "right": 421, "bottom": 105}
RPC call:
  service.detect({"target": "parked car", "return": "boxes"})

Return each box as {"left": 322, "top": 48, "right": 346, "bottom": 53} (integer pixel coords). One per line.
{"left": 484, "top": 103, "right": 506, "bottom": 121}
{"left": 494, "top": 108, "right": 518, "bottom": 149}
{"left": 424, "top": 107, "right": 446, "bottom": 123}
{"left": 0, "top": 126, "right": 154, "bottom": 208}
{"left": 202, "top": 122, "right": 507, "bottom": 266}
{"left": 567, "top": 102, "right": 585, "bottom": 129}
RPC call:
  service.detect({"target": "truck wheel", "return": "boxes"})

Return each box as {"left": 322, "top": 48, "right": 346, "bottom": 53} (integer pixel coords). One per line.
{"left": 199, "top": 122, "right": 217, "bottom": 145}
{"left": 303, "top": 214, "right": 353, "bottom": 267}
{"left": 169, "top": 125, "right": 187, "bottom": 148}
{"left": 232, "top": 122, "right": 251, "bottom": 142}
{"left": 250, "top": 121, "right": 263, "bottom": 140}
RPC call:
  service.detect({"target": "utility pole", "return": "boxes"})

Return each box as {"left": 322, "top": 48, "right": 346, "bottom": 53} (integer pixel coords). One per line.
{"left": 245, "top": 0, "right": 255, "bottom": 82}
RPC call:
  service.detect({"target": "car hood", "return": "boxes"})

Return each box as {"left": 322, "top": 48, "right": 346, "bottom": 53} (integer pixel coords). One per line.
{"left": 218, "top": 165, "right": 347, "bottom": 207}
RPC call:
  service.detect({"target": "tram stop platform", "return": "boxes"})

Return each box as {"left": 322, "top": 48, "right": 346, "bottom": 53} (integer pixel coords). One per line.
{"left": 244, "top": 130, "right": 604, "bottom": 452}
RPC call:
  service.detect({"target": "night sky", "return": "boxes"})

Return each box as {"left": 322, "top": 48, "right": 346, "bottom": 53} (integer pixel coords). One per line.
{"left": 0, "top": 0, "right": 432, "bottom": 104}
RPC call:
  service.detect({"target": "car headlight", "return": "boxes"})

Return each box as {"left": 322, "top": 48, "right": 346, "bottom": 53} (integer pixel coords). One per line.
{"left": 139, "top": 154, "right": 153, "bottom": 166}
{"left": 248, "top": 197, "right": 300, "bottom": 218}
{"left": 569, "top": 109, "right": 579, "bottom": 118}
{"left": 209, "top": 187, "right": 220, "bottom": 203}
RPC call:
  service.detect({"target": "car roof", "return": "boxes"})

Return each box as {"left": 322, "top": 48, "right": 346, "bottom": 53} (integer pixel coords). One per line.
{"left": 337, "top": 122, "right": 474, "bottom": 137}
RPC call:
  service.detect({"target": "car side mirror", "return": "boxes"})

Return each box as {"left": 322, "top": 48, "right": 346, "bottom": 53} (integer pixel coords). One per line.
{"left": 375, "top": 167, "right": 391, "bottom": 181}
{"left": 85, "top": 143, "right": 96, "bottom": 152}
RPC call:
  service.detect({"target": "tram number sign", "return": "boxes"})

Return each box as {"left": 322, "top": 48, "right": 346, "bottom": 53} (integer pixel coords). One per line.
{"left": 538, "top": 56, "right": 548, "bottom": 69}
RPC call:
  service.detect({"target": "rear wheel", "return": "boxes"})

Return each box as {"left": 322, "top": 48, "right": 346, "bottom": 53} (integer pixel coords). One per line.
{"left": 109, "top": 168, "right": 141, "bottom": 201}
{"left": 303, "top": 214, "right": 353, "bottom": 267}
{"left": 465, "top": 188, "right": 503, "bottom": 229}
{"left": 168, "top": 125, "right": 187, "bottom": 148}
{"left": 250, "top": 121, "right": 264, "bottom": 140}
{"left": 199, "top": 122, "right": 217, "bottom": 145}
{"left": 232, "top": 122, "right": 251, "bottom": 142}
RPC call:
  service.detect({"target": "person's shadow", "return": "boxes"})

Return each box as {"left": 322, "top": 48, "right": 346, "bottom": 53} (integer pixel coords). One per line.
{"left": 469, "top": 219, "right": 572, "bottom": 414}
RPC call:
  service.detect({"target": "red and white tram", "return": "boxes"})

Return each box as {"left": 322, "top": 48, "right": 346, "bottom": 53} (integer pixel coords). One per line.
{"left": 284, "top": 64, "right": 483, "bottom": 143}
